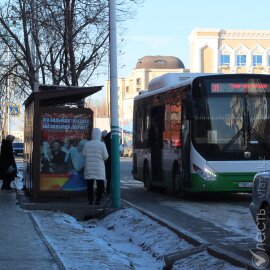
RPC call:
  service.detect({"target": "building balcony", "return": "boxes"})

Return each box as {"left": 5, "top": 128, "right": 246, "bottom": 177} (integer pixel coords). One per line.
{"left": 254, "top": 65, "right": 263, "bottom": 69}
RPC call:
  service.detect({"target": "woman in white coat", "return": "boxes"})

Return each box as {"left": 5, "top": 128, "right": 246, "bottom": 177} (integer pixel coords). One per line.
{"left": 82, "top": 128, "right": 108, "bottom": 205}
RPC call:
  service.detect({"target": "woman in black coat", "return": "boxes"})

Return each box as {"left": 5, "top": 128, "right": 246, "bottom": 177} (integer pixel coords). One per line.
{"left": 0, "top": 135, "right": 17, "bottom": 190}
{"left": 102, "top": 131, "right": 111, "bottom": 194}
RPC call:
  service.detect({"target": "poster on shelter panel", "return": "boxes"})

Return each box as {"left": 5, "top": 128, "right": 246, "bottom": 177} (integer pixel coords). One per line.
{"left": 40, "top": 112, "right": 92, "bottom": 191}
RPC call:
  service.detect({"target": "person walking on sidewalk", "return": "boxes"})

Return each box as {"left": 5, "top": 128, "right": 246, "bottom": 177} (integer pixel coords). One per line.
{"left": 82, "top": 128, "right": 108, "bottom": 205}
{"left": 0, "top": 135, "right": 17, "bottom": 190}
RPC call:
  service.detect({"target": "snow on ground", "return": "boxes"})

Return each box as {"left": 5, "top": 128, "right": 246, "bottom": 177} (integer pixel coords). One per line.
{"left": 162, "top": 200, "right": 257, "bottom": 241}
{"left": 31, "top": 207, "right": 244, "bottom": 270}
{"left": 173, "top": 250, "right": 242, "bottom": 270}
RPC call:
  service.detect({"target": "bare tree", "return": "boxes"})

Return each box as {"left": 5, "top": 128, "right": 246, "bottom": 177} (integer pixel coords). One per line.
{"left": 0, "top": 0, "right": 143, "bottom": 94}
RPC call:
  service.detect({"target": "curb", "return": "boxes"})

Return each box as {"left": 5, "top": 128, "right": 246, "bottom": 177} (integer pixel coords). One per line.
{"left": 122, "top": 199, "right": 259, "bottom": 270}
{"left": 164, "top": 245, "right": 206, "bottom": 269}
{"left": 16, "top": 190, "right": 116, "bottom": 220}
{"left": 28, "top": 212, "right": 67, "bottom": 270}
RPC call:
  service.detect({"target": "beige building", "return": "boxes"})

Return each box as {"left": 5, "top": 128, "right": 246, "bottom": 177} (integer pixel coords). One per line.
{"left": 106, "top": 55, "right": 188, "bottom": 132}
{"left": 189, "top": 28, "right": 270, "bottom": 74}
{"left": 106, "top": 28, "right": 270, "bottom": 134}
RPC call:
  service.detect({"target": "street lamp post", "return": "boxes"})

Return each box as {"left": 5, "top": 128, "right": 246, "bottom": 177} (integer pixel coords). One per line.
{"left": 109, "top": 0, "right": 121, "bottom": 209}
{"left": 121, "top": 90, "right": 124, "bottom": 144}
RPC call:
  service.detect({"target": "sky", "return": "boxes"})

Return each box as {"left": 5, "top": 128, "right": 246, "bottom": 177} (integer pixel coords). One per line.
{"left": 92, "top": 0, "right": 270, "bottom": 100}
{"left": 118, "top": 0, "right": 270, "bottom": 78}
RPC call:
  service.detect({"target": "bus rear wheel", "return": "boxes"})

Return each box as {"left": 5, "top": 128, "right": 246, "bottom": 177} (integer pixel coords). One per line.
{"left": 173, "top": 166, "right": 185, "bottom": 198}
{"left": 143, "top": 164, "right": 153, "bottom": 191}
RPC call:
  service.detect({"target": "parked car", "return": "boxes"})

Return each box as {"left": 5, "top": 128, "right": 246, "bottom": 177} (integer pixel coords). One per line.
{"left": 13, "top": 142, "right": 24, "bottom": 156}
{"left": 250, "top": 171, "right": 270, "bottom": 254}
{"left": 123, "top": 144, "right": 133, "bottom": 157}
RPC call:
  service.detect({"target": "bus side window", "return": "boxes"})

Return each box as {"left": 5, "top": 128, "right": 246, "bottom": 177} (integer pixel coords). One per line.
{"left": 134, "top": 101, "right": 144, "bottom": 148}
{"left": 167, "top": 90, "right": 181, "bottom": 148}
{"left": 163, "top": 104, "right": 171, "bottom": 149}
{"left": 142, "top": 100, "right": 151, "bottom": 148}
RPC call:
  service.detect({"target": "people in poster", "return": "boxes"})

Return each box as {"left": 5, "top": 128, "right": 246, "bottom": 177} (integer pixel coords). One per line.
{"left": 40, "top": 138, "right": 88, "bottom": 190}
{"left": 62, "top": 138, "right": 73, "bottom": 163}
{"left": 62, "top": 139, "right": 88, "bottom": 190}
{"left": 51, "top": 140, "right": 66, "bottom": 173}
{"left": 68, "top": 139, "right": 87, "bottom": 173}
{"left": 40, "top": 112, "right": 92, "bottom": 191}
{"left": 40, "top": 141, "right": 53, "bottom": 173}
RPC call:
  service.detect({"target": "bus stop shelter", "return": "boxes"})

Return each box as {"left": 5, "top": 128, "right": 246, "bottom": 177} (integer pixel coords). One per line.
{"left": 23, "top": 84, "right": 102, "bottom": 202}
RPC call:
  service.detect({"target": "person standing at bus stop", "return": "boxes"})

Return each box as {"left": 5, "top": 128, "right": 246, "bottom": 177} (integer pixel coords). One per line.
{"left": 102, "top": 130, "right": 112, "bottom": 194}
{"left": 83, "top": 128, "right": 108, "bottom": 205}
{"left": 0, "top": 135, "right": 17, "bottom": 190}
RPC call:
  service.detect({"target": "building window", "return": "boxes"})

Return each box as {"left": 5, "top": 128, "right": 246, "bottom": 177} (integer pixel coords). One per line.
{"left": 220, "top": 55, "right": 230, "bottom": 65}
{"left": 252, "top": 55, "right": 262, "bottom": 66}
{"left": 154, "top": 60, "right": 166, "bottom": 65}
{"left": 236, "top": 55, "right": 246, "bottom": 66}
{"left": 136, "top": 87, "right": 141, "bottom": 92}
{"left": 136, "top": 78, "right": 141, "bottom": 85}
{"left": 126, "top": 86, "right": 129, "bottom": 93}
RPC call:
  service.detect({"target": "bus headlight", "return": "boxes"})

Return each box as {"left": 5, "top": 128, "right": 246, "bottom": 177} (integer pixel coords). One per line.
{"left": 193, "top": 164, "right": 217, "bottom": 181}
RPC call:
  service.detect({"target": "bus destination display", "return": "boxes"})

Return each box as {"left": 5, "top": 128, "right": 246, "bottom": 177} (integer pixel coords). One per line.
{"left": 211, "top": 82, "right": 270, "bottom": 93}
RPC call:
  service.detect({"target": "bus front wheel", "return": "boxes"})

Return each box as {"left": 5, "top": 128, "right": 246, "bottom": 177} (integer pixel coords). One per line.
{"left": 143, "top": 164, "right": 153, "bottom": 191}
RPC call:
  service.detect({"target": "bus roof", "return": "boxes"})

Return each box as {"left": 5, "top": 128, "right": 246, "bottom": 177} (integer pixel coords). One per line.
{"left": 148, "top": 73, "right": 205, "bottom": 91}
{"left": 135, "top": 72, "right": 212, "bottom": 101}
{"left": 135, "top": 73, "right": 270, "bottom": 101}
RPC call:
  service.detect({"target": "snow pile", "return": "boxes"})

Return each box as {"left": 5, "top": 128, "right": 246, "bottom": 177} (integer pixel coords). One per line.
{"left": 32, "top": 210, "right": 133, "bottom": 269}
{"left": 31, "top": 207, "right": 244, "bottom": 270}
{"left": 87, "top": 208, "right": 192, "bottom": 260}
{"left": 10, "top": 163, "right": 24, "bottom": 190}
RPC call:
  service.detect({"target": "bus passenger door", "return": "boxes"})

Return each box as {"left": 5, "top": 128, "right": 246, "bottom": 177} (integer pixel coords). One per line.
{"left": 149, "top": 105, "right": 164, "bottom": 182}
{"left": 181, "top": 100, "right": 191, "bottom": 188}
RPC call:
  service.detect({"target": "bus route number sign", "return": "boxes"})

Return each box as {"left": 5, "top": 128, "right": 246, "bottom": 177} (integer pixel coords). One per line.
{"left": 211, "top": 83, "right": 270, "bottom": 93}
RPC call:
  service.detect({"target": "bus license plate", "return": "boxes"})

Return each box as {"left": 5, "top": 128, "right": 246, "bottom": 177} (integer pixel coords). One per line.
{"left": 238, "top": 182, "right": 253, "bottom": 188}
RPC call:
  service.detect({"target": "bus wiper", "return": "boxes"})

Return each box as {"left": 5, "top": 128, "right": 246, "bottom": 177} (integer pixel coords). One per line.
{"left": 246, "top": 111, "right": 270, "bottom": 152}
{"left": 222, "top": 110, "right": 270, "bottom": 152}
{"left": 222, "top": 111, "right": 246, "bottom": 152}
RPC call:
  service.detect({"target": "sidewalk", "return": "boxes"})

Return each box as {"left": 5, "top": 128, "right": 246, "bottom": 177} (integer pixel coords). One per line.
{"left": 0, "top": 189, "right": 59, "bottom": 270}
{"left": 0, "top": 187, "right": 255, "bottom": 270}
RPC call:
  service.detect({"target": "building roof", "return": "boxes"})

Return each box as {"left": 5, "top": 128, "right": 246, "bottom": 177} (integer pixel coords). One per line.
{"left": 189, "top": 28, "right": 270, "bottom": 39}
{"left": 135, "top": 55, "right": 185, "bottom": 69}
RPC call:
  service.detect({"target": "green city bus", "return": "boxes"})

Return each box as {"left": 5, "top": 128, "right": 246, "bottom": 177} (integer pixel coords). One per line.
{"left": 132, "top": 73, "right": 270, "bottom": 196}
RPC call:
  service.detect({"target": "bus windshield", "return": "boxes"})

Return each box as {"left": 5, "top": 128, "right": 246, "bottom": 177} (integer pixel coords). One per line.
{"left": 192, "top": 77, "right": 270, "bottom": 160}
